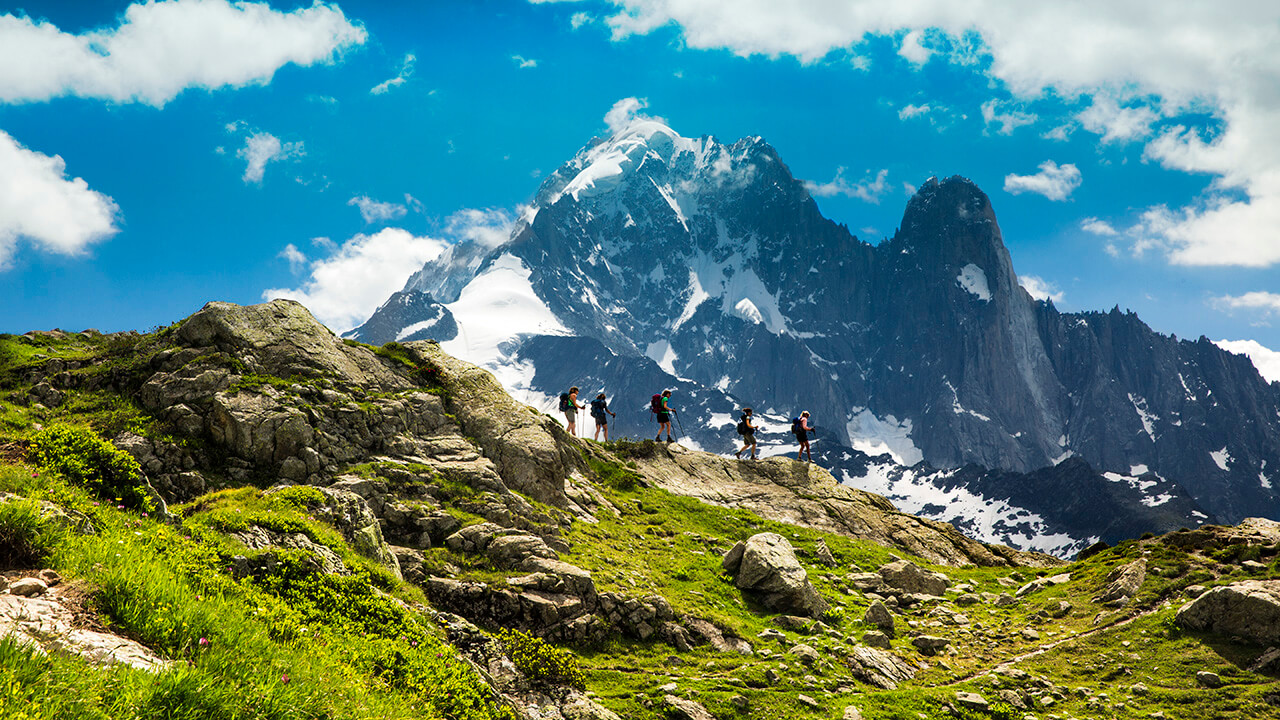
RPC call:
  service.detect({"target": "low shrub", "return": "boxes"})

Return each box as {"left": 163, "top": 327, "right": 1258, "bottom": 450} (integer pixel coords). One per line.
{"left": 498, "top": 629, "right": 586, "bottom": 690}
{"left": 29, "top": 425, "right": 153, "bottom": 512}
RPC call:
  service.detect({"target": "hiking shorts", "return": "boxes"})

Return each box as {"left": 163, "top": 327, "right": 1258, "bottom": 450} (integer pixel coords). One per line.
{"left": 794, "top": 431, "right": 808, "bottom": 444}
{"left": 656, "top": 412, "right": 670, "bottom": 423}
{"left": 742, "top": 431, "right": 756, "bottom": 444}
{"left": 566, "top": 408, "right": 577, "bottom": 421}
{"left": 593, "top": 413, "right": 607, "bottom": 425}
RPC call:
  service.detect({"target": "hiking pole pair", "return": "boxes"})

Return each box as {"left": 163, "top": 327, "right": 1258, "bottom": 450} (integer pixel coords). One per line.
{"left": 673, "top": 410, "right": 685, "bottom": 439}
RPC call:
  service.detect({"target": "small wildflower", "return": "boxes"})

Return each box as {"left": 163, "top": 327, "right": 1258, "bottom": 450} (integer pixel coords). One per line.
{"left": 198, "top": 637, "right": 210, "bottom": 648}
{"left": 282, "top": 674, "right": 290, "bottom": 684}
{"left": 141, "top": 512, "right": 148, "bottom": 517}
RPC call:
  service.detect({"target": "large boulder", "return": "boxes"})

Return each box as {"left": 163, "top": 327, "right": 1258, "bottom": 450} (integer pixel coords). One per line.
{"left": 878, "top": 559, "right": 949, "bottom": 597}
{"left": 1175, "top": 580, "right": 1280, "bottom": 646}
{"left": 1094, "top": 558, "right": 1147, "bottom": 607}
{"left": 722, "top": 533, "right": 829, "bottom": 617}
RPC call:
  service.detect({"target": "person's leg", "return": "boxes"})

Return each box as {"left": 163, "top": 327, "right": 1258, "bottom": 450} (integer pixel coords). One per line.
{"left": 749, "top": 436, "right": 757, "bottom": 459}
{"left": 603, "top": 421, "right": 609, "bottom": 441}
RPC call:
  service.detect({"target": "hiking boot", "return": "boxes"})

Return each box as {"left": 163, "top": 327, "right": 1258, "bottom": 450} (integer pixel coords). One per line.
{"left": 735, "top": 450, "right": 742, "bottom": 459}
{"left": 666, "top": 436, "right": 674, "bottom": 443}
{"left": 655, "top": 434, "right": 662, "bottom": 441}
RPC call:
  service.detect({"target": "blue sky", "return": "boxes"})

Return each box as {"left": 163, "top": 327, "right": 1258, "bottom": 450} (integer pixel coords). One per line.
{"left": 3, "top": 0, "right": 1280, "bottom": 378}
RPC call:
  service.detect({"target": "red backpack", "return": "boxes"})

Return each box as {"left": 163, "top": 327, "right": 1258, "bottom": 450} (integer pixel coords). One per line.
{"left": 651, "top": 394, "right": 664, "bottom": 413}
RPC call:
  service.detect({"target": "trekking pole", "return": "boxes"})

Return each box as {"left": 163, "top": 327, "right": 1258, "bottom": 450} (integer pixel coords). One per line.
{"left": 674, "top": 410, "right": 686, "bottom": 438}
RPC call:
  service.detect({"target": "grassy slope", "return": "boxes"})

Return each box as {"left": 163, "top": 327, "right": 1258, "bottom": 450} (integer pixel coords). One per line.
{"left": 2, "top": 330, "right": 1279, "bottom": 719}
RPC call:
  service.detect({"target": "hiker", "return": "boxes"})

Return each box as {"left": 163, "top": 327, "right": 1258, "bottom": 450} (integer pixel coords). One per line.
{"left": 560, "top": 386, "right": 585, "bottom": 436}
{"left": 591, "top": 392, "right": 616, "bottom": 441}
{"left": 735, "top": 407, "right": 758, "bottom": 459}
{"left": 651, "top": 389, "right": 676, "bottom": 442}
{"left": 792, "top": 410, "right": 814, "bottom": 462}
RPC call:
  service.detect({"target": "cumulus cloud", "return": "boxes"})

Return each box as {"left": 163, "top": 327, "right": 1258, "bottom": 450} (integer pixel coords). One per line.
{"left": 0, "top": 129, "right": 120, "bottom": 268}
{"left": 898, "top": 29, "right": 931, "bottom": 66}
{"left": 0, "top": 0, "right": 366, "bottom": 107}
{"left": 1077, "top": 96, "right": 1159, "bottom": 144}
{"left": 898, "top": 104, "right": 932, "bottom": 120}
{"left": 1019, "top": 275, "right": 1064, "bottom": 303}
{"left": 237, "top": 131, "right": 303, "bottom": 184}
{"left": 1003, "top": 160, "right": 1082, "bottom": 201}
{"left": 1080, "top": 217, "right": 1119, "bottom": 236}
{"left": 570, "top": 12, "right": 594, "bottom": 29}
{"left": 1211, "top": 291, "right": 1280, "bottom": 318}
{"left": 1214, "top": 339, "right": 1280, "bottom": 384}
{"left": 805, "top": 168, "right": 891, "bottom": 203}
{"left": 982, "top": 99, "right": 1037, "bottom": 135}
{"left": 603, "top": 96, "right": 663, "bottom": 134}
{"left": 279, "top": 242, "right": 307, "bottom": 272}
{"left": 348, "top": 195, "right": 407, "bottom": 224}
{"left": 371, "top": 53, "right": 415, "bottom": 95}
{"left": 445, "top": 208, "right": 515, "bottom": 248}
{"left": 556, "top": 1, "right": 1280, "bottom": 268}
{"left": 263, "top": 228, "right": 448, "bottom": 332}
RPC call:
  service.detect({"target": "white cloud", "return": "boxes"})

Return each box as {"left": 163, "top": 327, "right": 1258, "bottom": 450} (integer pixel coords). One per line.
{"left": 1003, "top": 160, "right": 1082, "bottom": 201}
{"left": 1081, "top": 217, "right": 1119, "bottom": 236}
{"left": 237, "top": 131, "right": 303, "bottom": 184}
{"left": 0, "top": 129, "right": 120, "bottom": 268}
{"left": 1019, "top": 275, "right": 1064, "bottom": 303}
{"left": 371, "top": 53, "right": 415, "bottom": 95}
{"left": 570, "top": 12, "right": 594, "bottom": 29}
{"left": 0, "top": 0, "right": 366, "bottom": 107}
{"left": 805, "top": 167, "right": 890, "bottom": 203}
{"left": 898, "top": 29, "right": 931, "bottom": 66}
{"left": 512, "top": 54, "right": 538, "bottom": 68}
{"left": 279, "top": 243, "right": 307, "bottom": 272}
{"left": 263, "top": 228, "right": 448, "bottom": 332}
{"left": 898, "top": 103, "right": 932, "bottom": 120}
{"left": 564, "top": 1, "right": 1280, "bottom": 268}
{"left": 1211, "top": 291, "right": 1280, "bottom": 318}
{"left": 982, "top": 99, "right": 1037, "bottom": 135}
{"left": 445, "top": 208, "right": 515, "bottom": 248}
{"left": 1214, "top": 339, "right": 1280, "bottom": 384}
{"left": 1077, "top": 95, "right": 1159, "bottom": 144}
{"left": 604, "top": 96, "right": 663, "bottom": 134}
{"left": 348, "top": 195, "right": 407, "bottom": 224}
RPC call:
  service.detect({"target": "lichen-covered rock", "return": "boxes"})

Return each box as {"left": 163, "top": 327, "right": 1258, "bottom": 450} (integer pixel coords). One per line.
{"left": 230, "top": 526, "right": 349, "bottom": 576}
{"left": 1094, "top": 558, "right": 1147, "bottom": 607}
{"left": 723, "top": 533, "right": 829, "bottom": 617}
{"left": 632, "top": 443, "right": 1057, "bottom": 568}
{"left": 847, "top": 646, "right": 916, "bottom": 689}
{"left": 1175, "top": 580, "right": 1280, "bottom": 646}
{"left": 864, "top": 599, "right": 896, "bottom": 636}
{"left": 878, "top": 559, "right": 949, "bottom": 596}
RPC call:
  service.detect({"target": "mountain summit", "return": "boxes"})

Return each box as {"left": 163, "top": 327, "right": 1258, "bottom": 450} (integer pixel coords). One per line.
{"left": 352, "top": 117, "right": 1280, "bottom": 555}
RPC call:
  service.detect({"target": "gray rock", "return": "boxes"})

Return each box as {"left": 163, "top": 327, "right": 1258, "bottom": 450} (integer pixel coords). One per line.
{"left": 8, "top": 578, "right": 48, "bottom": 597}
{"left": 815, "top": 539, "right": 837, "bottom": 567}
{"left": 662, "top": 694, "right": 716, "bottom": 720}
{"left": 724, "top": 533, "right": 829, "bottom": 617}
{"left": 847, "top": 646, "right": 917, "bottom": 689}
{"left": 1094, "top": 559, "right": 1147, "bottom": 607}
{"left": 1175, "top": 580, "right": 1280, "bottom": 646}
{"left": 864, "top": 599, "right": 896, "bottom": 636}
{"left": 486, "top": 533, "right": 557, "bottom": 569}
{"left": 36, "top": 569, "right": 61, "bottom": 587}
{"left": 789, "top": 643, "right": 820, "bottom": 666}
{"left": 843, "top": 706, "right": 864, "bottom": 720}
{"left": 1195, "top": 671, "right": 1223, "bottom": 688}
{"left": 231, "top": 526, "right": 349, "bottom": 576}
{"left": 955, "top": 593, "right": 981, "bottom": 606}
{"left": 911, "top": 636, "right": 950, "bottom": 654}
{"left": 862, "top": 630, "right": 891, "bottom": 649}
{"left": 995, "top": 593, "right": 1017, "bottom": 607}
{"left": 797, "top": 694, "right": 820, "bottom": 709}
{"left": 878, "top": 559, "right": 949, "bottom": 596}
{"left": 955, "top": 692, "right": 988, "bottom": 710}
{"left": 1249, "top": 646, "right": 1280, "bottom": 673}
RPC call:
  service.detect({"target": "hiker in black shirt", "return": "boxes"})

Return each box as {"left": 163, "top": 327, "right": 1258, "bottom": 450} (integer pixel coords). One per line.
{"left": 793, "top": 411, "right": 814, "bottom": 462}
{"left": 735, "top": 407, "right": 758, "bottom": 460}
{"left": 591, "top": 392, "right": 616, "bottom": 441}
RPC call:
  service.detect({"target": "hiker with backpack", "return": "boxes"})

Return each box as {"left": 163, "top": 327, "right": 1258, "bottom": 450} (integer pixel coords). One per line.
{"left": 735, "top": 407, "right": 758, "bottom": 460}
{"left": 591, "top": 392, "right": 616, "bottom": 441}
{"left": 559, "top": 386, "right": 585, "bottom": 437}
{"left": 651, "top": 389, "right": 676, "bottom": 442}
{"left": 792, "top": 410, "right": 815, "bottom": 462}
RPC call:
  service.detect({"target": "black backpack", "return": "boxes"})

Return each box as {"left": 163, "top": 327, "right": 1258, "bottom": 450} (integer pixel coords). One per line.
{"left": 559, "top": 392, "right": 570, "bottom": 411}
{"left": 791, "top": 417, "right": 804, "bottom": 434}
{"left": 736, "top": 416, "right": 749, "bottom": 435}
{"left": 591, "top": 398, "right": 606, "bottom": 417}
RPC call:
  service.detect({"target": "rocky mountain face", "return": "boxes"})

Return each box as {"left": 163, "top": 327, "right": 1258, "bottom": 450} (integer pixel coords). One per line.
{"left": 352, "top": 118, "right": 1280, "bottom": 556}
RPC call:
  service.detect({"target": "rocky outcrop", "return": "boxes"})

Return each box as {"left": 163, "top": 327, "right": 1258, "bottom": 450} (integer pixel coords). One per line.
{"left": 1175, "top": 580, "right": 1280, "bottom": 646}
{"left": 878, "top": 559, "right": 949, "bottom": 596}
{"left": 1093, "top": 558, "right": 1147, "bottom": 607}
{"left": 722, "top": 533, "right": 829, "bottom": 617}
{"left": 632, "top": 443, "right": 1058, "bottom": 568}
{"left": 0, "top": 590, "right": 169, "bottom": 672}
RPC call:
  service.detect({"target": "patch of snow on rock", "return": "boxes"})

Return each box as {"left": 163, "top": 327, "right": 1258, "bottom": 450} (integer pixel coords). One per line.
{"left": 845, "top": 408, "right": 923, "bottom": 466}
{"left": 1210, "top": 447, "right": 1231, "bottom": 471}
{"left": 956, "top": 263, "right": 991, "bottom": 301}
